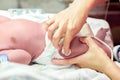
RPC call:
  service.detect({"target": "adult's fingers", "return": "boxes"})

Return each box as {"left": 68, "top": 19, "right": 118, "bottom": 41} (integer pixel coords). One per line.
{"left": 51, "top": 22, "right": 66, "bottom": 48}
{"left": 63, "top": 27, "right": 74, "bottom": 55}
{"left": 47, "top": 22, "right": 58, "bottom": 41}
{"left": 80, "top": 37, "right": 98, "bottom": 48}
{"left": 43, "top": 19, "right": 54, "bottom": 31}
{"left": 51, "top": 57, "right": 78, "bottom": 65}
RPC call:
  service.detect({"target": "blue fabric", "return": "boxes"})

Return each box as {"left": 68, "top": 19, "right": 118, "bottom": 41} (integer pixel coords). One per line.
{"left": 0, "top": 54, "right": 8, "bottom": 63}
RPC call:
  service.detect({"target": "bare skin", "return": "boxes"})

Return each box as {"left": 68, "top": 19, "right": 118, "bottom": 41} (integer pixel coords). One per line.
{"left": 0, "top": 16, "right": 10, "bottom": 23}
{"left": 43, "top": 0, "right": 107, "bottom": 55}
{"left": 0, "top": 16, "right": 46, "bottom": 64}
{"left": 52, "top": 37, "right": 120, "bottom": 80}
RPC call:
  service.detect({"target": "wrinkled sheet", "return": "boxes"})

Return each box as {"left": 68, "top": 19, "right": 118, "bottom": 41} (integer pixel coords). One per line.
{"left": 0, "top": 9, "right": 118, "bottom": 80}
{"left": 0, "top": 62, "right": 111, "bottom": 80}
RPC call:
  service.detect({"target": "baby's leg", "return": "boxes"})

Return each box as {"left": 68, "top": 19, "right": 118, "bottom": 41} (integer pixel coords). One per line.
{"left": 0, "top": 16, "right": 11, "bottom": 23}
{"left": 0, "top": 49, "right": 32, "bottom": 64}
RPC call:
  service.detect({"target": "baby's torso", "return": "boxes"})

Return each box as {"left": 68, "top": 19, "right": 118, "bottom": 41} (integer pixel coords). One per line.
{"left": 0, "top": 19, "right": 46, "bottom": 59}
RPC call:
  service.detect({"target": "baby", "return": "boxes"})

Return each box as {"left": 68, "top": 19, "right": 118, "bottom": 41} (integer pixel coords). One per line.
{"left": 0, "top": 15, "right": 113, "bottom": 65}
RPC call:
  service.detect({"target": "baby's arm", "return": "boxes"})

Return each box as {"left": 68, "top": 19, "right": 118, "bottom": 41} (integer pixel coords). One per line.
{"left": 0, "top": 49, "right": 32, "bottom": 64}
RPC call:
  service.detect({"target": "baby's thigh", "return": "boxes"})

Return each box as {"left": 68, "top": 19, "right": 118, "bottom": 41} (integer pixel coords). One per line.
{"left": 0, "top": 49, "right": 32, "bottom": 64}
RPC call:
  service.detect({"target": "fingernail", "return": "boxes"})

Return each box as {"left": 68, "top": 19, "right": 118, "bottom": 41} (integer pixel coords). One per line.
{"left": 62, "top": 48, "right": 71, "bottom": 56}
{"left": 59, "top": 37, "right": 64, "bottom": 44}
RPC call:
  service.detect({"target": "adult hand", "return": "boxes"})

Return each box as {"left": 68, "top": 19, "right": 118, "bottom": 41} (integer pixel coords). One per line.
{"left": 52, "top": 37, "right": 111, "bottom": 72}
{"left": 43, "top": 2, "right": 89, "bottom": 55}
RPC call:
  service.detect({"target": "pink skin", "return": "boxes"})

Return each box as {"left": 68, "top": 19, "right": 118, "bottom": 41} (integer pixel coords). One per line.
{"left": 0, "top": 16, "right": 11, "bottom": 23}
{"left": 0, "top": 16, "right": 46, "bottom": 64}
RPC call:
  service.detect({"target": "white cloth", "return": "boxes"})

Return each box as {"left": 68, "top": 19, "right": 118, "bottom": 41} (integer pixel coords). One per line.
{"left": 0, "top": 62, "right": 111, "bottom": 80}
